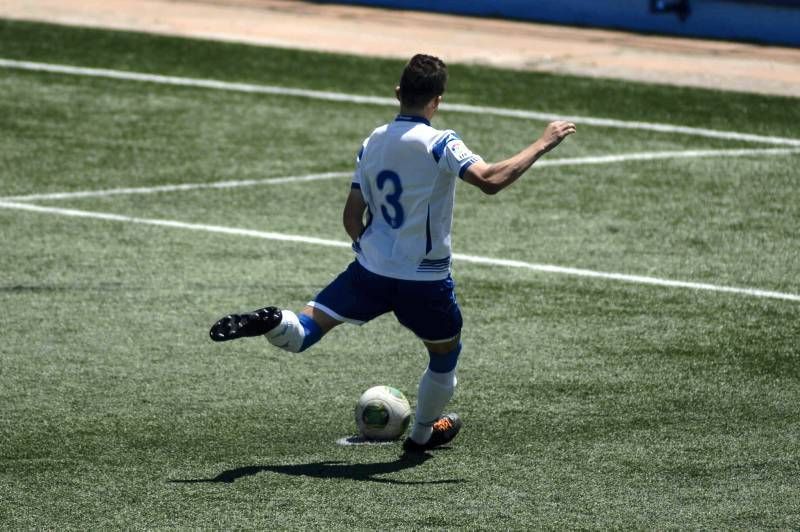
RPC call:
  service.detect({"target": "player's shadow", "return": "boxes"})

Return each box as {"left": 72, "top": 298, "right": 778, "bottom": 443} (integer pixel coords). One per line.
{"left": 170, "top": 452, "right": 463, "bottom": 485}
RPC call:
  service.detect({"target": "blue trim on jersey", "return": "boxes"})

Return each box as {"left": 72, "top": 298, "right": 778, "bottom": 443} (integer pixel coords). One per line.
{"left": 425, "top": 204, "right": 432, "bottom": 255}
{"left": 417, "top": 256, "right": 451, "bottom": 272}
{"left": 458, "top": 157, "right": 479, "bottom": 179}
{"left": 356, "top": 145, "right": 364, "bottom": 162}
{"left": 395, "top": 114, "right": 431, "bottom": 126}
{"left": 351, "top": 182, "right": 361, "bottom": 190}
{"left": 431, "top": 132, "right": 461, "bottom": 163}
{"left": 419, "top": 257, "right": 451, "bottom": 265}
{"left": 428, "top": 342, "right": 462, "bottom": 373}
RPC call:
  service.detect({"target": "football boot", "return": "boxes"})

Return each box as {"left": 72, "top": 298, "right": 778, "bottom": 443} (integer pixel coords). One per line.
{"left": 209, "top": 306, "right": 282, "bottom": 342}
{"left": 402, "top": 413, "right": 462, "bottom": 453}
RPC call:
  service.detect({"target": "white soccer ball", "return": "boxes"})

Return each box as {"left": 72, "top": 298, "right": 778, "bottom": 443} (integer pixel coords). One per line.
{"left": 354, "top": 385, "right": 412, "bottom": 441}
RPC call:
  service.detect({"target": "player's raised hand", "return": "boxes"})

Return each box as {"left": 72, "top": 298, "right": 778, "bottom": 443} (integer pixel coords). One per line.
{"left": 540, "top": 120, "right": 576, "bottom": 152}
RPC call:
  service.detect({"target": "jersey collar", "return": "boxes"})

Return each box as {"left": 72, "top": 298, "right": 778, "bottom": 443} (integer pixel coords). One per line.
{"left": 395, "top": 114, "right": 431, "bottom": 126}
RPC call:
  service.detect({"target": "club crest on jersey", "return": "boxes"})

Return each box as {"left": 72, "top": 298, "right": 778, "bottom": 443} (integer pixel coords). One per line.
{"left": 449, "top": 141, "right": 471, "bottom": 161}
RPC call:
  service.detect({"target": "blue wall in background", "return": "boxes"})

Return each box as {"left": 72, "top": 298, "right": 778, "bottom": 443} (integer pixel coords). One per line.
{"left": 317, "top": 0, "right": 800, "bottom": 47}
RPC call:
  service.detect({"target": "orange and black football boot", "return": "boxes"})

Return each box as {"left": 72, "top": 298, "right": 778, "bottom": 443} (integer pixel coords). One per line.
{"left": 402, "top": 413, "right": 462, "bottom": 452}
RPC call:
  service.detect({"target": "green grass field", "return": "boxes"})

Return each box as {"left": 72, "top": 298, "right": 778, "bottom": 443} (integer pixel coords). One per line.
{"left": 1, "top": 19, "right": 799, "bottom": 529}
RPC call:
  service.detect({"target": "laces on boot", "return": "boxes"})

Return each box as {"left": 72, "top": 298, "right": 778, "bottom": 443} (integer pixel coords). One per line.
{"left": 432, "top": 417, "right": 454, "bottom": 432}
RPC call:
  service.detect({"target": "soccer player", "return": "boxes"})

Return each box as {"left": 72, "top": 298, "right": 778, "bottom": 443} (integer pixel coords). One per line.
{"left": 210, "top": 54, "right": 575, "bottom": 452}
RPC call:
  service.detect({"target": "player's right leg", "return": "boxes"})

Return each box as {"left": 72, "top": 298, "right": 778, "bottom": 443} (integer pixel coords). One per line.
{"left": 393, "top": 276, "right": 464, "bottom": 452}
{"left": 402, "top": 335, "right": 463, "bottom": 452}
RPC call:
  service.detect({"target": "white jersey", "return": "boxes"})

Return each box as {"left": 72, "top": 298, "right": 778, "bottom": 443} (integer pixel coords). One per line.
{"left": 351, "top": 114, "right": 482, "bottom": 281}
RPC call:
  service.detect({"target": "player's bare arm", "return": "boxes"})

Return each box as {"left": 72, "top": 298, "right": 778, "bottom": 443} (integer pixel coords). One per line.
{"left": 462, "top": 120, "right": 576, "bottom": 195}
{"left": 342, "top": 188, "right": 368, "bottom": 242}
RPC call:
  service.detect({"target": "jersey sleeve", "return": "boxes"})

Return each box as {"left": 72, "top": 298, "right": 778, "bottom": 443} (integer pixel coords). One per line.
{"left": 352, "top": 138, "right": 368, "bottom": 190}
{"left": 431, "top": 130, "right": 483, "bottom": 179}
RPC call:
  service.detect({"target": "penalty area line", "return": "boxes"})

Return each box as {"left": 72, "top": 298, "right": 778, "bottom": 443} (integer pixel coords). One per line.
{"left": 0, "top": 171, "right": 352, "bottom": 202}
{"left": 2, "top": 148, "right": 798, "bottom": 203}
{"left": 0, "top": 200, "right": 350, "bottom": 249}
{"left": 1, "top": 200, "right": 798, "bottom": 303}
{"left": 2, "top": 58, "right": 800, "bottom": 148}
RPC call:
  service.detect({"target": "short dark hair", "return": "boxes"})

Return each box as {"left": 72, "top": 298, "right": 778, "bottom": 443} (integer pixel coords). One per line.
{"left": 398, "top": 54, "right": 447, "bottom": 109}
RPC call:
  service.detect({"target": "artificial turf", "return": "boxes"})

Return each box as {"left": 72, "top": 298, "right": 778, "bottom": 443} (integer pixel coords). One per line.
{"left": 1, "top": 19, "right": 799, "bottom": 529}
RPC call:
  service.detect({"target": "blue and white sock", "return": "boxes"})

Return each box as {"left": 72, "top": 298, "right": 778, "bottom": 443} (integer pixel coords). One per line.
{"left": 264, "top": 310, "right": 322, "bottom": 353}
{"left": 409, "top": 343, "right": 461, "bottom": 444}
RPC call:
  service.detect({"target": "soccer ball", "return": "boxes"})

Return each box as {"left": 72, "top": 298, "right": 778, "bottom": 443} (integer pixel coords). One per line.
{"left": 354, "top": 385, "right": 412, "bottom": 440}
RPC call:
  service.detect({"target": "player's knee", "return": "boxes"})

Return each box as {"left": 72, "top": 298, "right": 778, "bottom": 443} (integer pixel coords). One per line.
{"left": 428, "top": 342, "right": 461, "bottom": 374}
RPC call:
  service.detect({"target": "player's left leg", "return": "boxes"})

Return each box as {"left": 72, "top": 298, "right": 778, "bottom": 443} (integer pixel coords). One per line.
{"left": 261, "top": 305, "right": 341, "bottom": 352}
{"left": 209, "top": 305, "right": 340, "bottom": 352}
{"left": 268, "top": 260, "right": 394, "bottom": 351}
{"left": 210, "top": 260, "right": 390, "bottom": 352}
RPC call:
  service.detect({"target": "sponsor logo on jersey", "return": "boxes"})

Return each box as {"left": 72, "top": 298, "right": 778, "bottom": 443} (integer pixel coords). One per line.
{"left": 449, "top": 141, "right": 471, "bottom": 161}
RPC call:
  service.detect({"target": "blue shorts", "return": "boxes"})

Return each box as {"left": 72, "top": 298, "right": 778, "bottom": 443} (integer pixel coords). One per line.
{"left": 309, "top": 260, "right": 463, "bottom": 343}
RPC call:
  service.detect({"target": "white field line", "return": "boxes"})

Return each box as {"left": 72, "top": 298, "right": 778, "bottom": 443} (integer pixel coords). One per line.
{"left": 1, "top": 200, "right": 798, "bottom": 303}
{"left": 535, "top": 147, "right": 800, "bottom": 167}
{"left": 2, "top": 58, "right": 800, "bottom": 148}
{"left": 0, "top": 171, "right": 352, "bottom": 202}
{"left": 0, "top": 200, "right": 349, "bottom": 249}
{"left": 3, "top": 148, "right": 798, "bottom": 203}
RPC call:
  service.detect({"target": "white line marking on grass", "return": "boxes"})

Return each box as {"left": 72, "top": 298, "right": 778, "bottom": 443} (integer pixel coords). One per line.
{"left": 0, "top": 201, "right": 348, "bottom": 249}
{"left": 452, "top": 253, "right": 800, "bottom": 303}
{"left": 336, "top": 436, "right": 394, "bottom": 446}
{"left": 2, "top": 58, "right": 800, "bottom": 148}
{"left": 0, "top": 171, "right": 351, "bottom": 202}
{"left": 3, "top": 148, "right": 797, "bottom": 203}
{"left": 444, "top": 104, "right": 800, "bottom": 148}
{"left": 1, "top": 200, "right": 798, "bottom": 303}
{"left": 535, "top": 147, "right": 800, "bottom": 167}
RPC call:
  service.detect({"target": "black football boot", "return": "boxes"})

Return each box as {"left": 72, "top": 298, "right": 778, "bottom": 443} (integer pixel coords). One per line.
{"left": 209, "top": 306, "right": 282, "bottom": 342}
